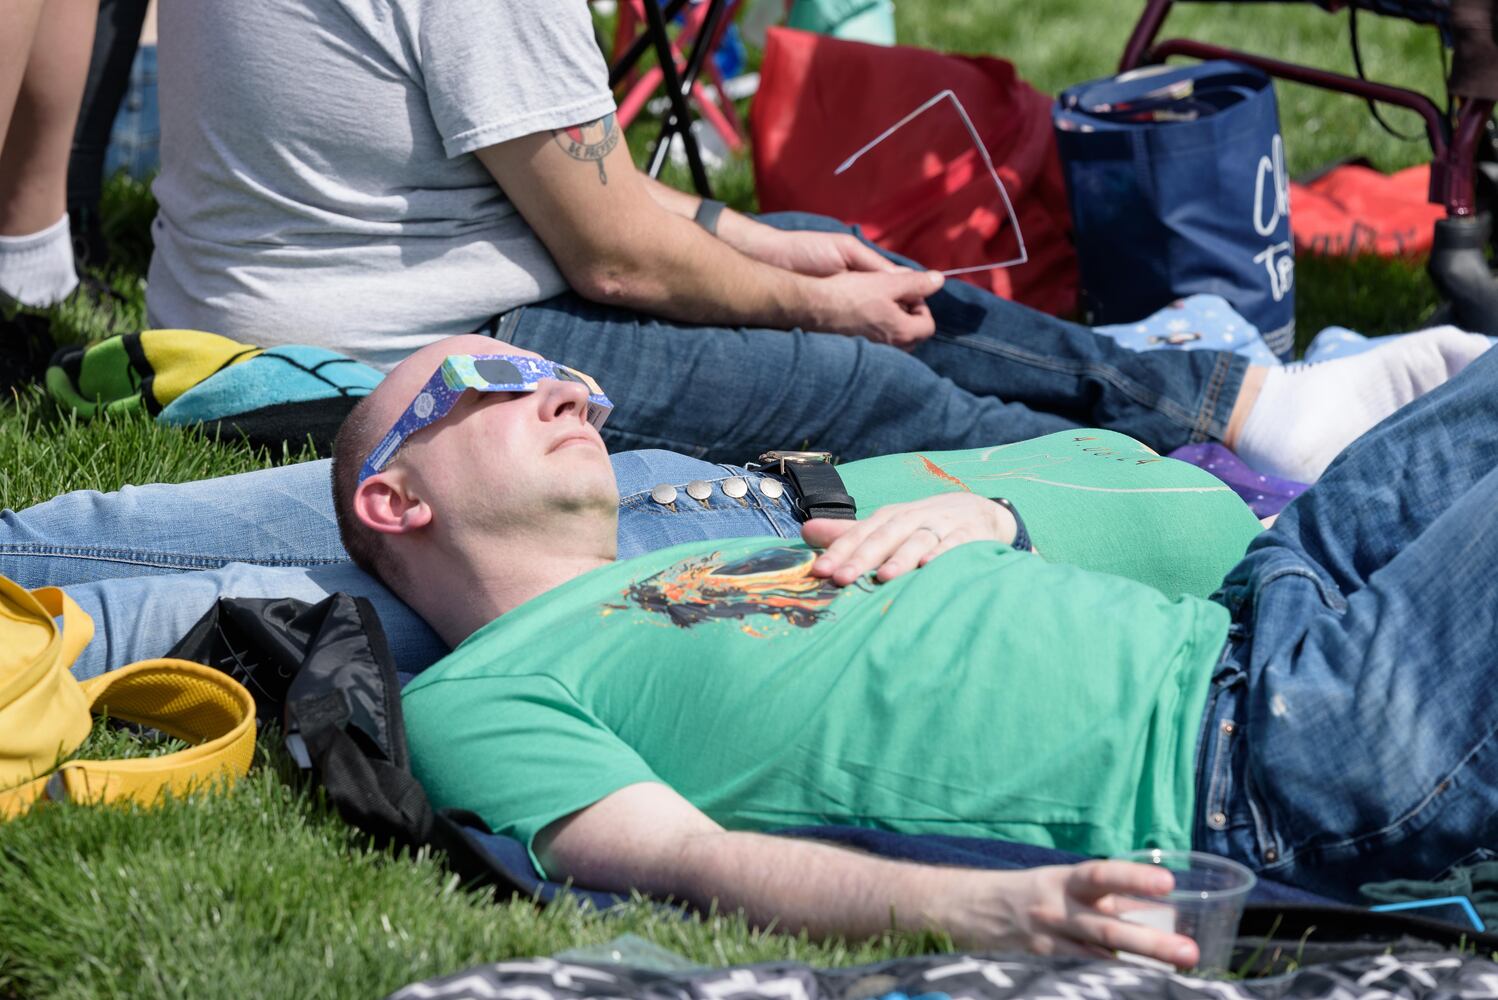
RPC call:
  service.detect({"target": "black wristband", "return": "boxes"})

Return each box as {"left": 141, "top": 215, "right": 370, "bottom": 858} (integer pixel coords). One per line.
{"left": 694, "top": 198, "right": 727, "bottom": 236}
{"left": 988, "top": 497, "right": 1034, "bottom": 553}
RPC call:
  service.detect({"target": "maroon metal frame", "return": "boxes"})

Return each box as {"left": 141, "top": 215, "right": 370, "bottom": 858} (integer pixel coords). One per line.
{"left": 1118, "top": 0, "right": 1494, "bottom": 216}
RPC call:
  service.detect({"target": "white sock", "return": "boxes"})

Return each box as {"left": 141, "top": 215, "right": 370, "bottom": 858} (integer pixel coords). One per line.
{"left": 0, "top": 214, "right": 79, "bottom": 308}
{"left": 1235, "top": 325, "right": 1493, "bottom": 483}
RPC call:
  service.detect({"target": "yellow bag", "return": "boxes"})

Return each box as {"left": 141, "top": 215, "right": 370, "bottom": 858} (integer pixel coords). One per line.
{"left": 0, "top": 575, "right": 256, "bottom": 818}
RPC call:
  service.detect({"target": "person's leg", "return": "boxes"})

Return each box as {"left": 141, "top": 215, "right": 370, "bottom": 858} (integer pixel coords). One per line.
{"left": 0, "top": 460, "right": 350, "bottom": 586}
{"left": 0, "top": 0, "right": 97, "bottom": 305}
{"left": 506, "top": 294, "right": 1081, "bottom": 463}
{"left": 1195, "top": 353, "right": 1498, "bottom": 894}
{"left": 1198, "top": 459, "right": 1498, "bottom": 898}
{"left": 1236, "top": 343, "right": 1498, "bottom": 597}
{"left": 0, "top": 2, "right": 47, "bottom": 154}
{"left": 61, "top": 560, "right": 449, "bottom": 682}
{"left": 706, "top": 213, "right": 1490, "bottom": 476}
{"left": 0, "top": 451, "right": 797, "bottom": 586}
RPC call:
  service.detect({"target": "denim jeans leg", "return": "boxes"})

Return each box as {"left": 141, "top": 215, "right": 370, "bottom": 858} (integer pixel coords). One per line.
{"left": 1210, "top": 462, "right": 1498, "bottom": 898}
{"left": 0, "top": 460, "right": 350, "bottom": 585}
{"left": 60, "top": 561, "right": 449, "bottom": 682}
{"left": 757, "top": 211, "right": 1248, "bottom": 452}
{"left": 508, "top": 294, "right": 1082, "bottom": 463}
{"left": 1199, "top": 352, "right": 1498, "bottom": 896}
{"left": 1246, "top": 343, "right": 1498, "bottom": 596}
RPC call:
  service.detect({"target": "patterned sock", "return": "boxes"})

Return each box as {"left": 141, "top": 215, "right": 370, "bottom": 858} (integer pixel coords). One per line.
{"left": 1235, "top": 325, "right": 1493, "bottom": 483}
{"left": 0, "top": 214, "right": 80, "bottom": 308}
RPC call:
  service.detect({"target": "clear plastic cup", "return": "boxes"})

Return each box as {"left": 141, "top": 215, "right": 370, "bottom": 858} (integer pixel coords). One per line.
{"left": 1112, "top": 849, "right": 1257, "bottom": 974}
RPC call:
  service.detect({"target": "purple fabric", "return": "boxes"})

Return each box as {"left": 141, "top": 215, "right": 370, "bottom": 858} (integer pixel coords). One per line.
{"left": 1168, "top": 442, "right": 1309, "bottom": 517}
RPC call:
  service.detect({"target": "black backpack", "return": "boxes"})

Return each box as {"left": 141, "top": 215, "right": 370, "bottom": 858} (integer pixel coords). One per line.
{"left": 165, "top": 593, "right": 591, "bottom": 900}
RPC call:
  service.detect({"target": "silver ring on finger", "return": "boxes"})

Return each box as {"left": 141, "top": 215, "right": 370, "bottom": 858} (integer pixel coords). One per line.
{"left": 916, "top": 525, "right": 944, "bottom": 543}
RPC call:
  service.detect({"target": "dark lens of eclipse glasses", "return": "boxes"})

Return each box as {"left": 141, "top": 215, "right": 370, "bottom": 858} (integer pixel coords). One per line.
{"left": 472, "top": 357, "right": 526, "bottom": 385}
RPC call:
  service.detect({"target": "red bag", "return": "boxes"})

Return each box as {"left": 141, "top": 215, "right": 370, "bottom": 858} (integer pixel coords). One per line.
{"left": 750, "top": 28, "right": 1078, "bottom": 317}
{"left": 1290, "top": 163, "right": 1444, "bottom": 257}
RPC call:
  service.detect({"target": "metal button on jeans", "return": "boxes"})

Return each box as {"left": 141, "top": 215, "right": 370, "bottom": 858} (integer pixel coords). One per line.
{"left": 721, "top": 477, "right": 748, "bottom": 499}
{"left": 650, "top": 484, "right": 678, "bottom": 506}
{"left": 685, "top": 480, "right": 712, "bottom": 502}
{"left": 757, "top": 478, "right": 784, "bottom": 500}
{"left": 1209, "top": 811, "right": 1227, "bottom": 829}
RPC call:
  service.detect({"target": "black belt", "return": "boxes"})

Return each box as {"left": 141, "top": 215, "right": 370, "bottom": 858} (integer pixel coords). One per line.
{"left": 750, "top": 451, "right": 857, "bottom": 521}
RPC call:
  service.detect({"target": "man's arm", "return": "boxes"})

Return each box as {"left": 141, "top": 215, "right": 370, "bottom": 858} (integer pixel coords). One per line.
{"left": 475, "top": 115, "right": 944, "bottom": 349}
{"left": 637, "top": 175, "right": 899, "bottom": 278}
{"left": 537, "top": 782, "right": 1199, "bottom": 965}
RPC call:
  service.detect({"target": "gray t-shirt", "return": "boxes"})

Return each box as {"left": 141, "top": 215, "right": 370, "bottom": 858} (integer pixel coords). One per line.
{"left": 147, "top": 0, "right": 616, "bottom": 370}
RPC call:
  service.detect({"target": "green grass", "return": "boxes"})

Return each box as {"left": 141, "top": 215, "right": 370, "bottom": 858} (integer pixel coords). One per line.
{"left": 2, "top": 729, "right": 945, "bottom": 1000}
{"left": 0, "top": 2, "right": 1459, "bottom": 996}
{"left": 0, "top": 386, "right": 317, "bottom": 511}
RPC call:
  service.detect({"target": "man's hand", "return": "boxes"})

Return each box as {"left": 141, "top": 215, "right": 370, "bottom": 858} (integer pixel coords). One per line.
{"left": 945, "top": 861, "right": 1200, "bottom": 966}
{"left": 736, "top": 228, "right": 898, "bottom": 277}
{"left": 804, "top": 492, "right": 1019, "bottom": 585}
{"left": 812, "top": 269, "right": 945, "bottom": 350}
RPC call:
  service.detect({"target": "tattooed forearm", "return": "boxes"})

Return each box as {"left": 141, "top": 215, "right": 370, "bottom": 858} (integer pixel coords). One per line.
{"left": 552, "top": 114, "right": 621, "bottom": 185}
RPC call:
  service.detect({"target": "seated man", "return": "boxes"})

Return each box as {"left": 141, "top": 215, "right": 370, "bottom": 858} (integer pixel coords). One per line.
{"left": 333, "top": 335, "right": 1498, "bottom": 959}
{"left": 148, "top": 0, "right": 1487, "bottom": 483}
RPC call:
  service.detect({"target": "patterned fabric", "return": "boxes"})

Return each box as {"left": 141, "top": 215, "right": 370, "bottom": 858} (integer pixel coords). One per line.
{"left": 1303, "top": 326, "right": 1498, "bottom": 362}
{"left": 45, "top": 330, "right": 382, "bottom": 455}
{"left": 1167, "top": 443, "right": 1309, "bottom": 517}
{"left": 387, "top": 950, "right": 1498, "bottom": 1000}
{"left": 1094, "top": 294, "right": 1281, "bottom": 367}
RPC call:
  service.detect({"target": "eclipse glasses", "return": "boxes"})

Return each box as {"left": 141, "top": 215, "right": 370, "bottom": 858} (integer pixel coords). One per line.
{"left": 359, "top": 354, "right": 613, "bottom": 483}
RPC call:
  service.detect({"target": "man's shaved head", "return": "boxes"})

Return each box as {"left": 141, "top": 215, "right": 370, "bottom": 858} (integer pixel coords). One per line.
{"left": 330, "top": 335, "right": 548, "bottom": 582}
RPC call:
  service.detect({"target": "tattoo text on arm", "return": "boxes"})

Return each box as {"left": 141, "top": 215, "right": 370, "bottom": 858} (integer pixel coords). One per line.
{"left": 552, "top": 114, "right": 621, "bottom": 185}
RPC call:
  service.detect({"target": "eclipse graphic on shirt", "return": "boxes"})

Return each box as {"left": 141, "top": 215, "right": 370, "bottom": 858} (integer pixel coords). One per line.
{"left": 610, "top": 546, "right": 861, "bottom": 631}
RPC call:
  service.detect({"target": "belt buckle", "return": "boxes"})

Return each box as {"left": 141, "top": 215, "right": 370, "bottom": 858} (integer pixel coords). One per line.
{"left": 752, "top": 450, "right": 832, "bottom": 475}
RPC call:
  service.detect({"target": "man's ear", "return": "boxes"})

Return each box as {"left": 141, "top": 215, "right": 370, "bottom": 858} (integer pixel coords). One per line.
{"left": 354, "top": 472, "right": 434, "bottom": 536}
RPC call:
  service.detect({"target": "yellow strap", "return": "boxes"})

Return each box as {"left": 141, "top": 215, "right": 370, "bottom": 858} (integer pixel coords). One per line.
{"left": 30, "top": 586, "right": 95, "bottom": 669}
{"left": 0, "top": 659, "right": 256, "bottom": 817}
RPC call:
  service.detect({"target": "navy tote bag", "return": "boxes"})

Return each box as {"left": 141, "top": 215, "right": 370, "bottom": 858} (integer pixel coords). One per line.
{"left": 1054, "top": 61, "right": 1295, "bottom": 359}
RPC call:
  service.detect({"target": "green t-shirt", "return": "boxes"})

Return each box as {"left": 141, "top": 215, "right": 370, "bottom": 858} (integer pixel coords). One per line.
{"left": 403, "top": 537, "right": 1231, "bottom": 876}
{"left": 838, "top": 430, "right": 1264, "bottom": 599}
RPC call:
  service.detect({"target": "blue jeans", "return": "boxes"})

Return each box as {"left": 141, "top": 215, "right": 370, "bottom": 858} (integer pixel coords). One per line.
{"left": 498, "top": 213, "right": 1247, "bottom": 461}
{"left": 0, "top": 451, "right": 801, "bottom": 679}
{"left": 1196, "top": 344, "right": 1498, "bottom": 897}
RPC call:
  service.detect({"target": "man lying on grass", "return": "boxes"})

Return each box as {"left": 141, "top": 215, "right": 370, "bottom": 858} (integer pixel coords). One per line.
{"left": 331, "top": 335, "right": 1498, "bottom": 961}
